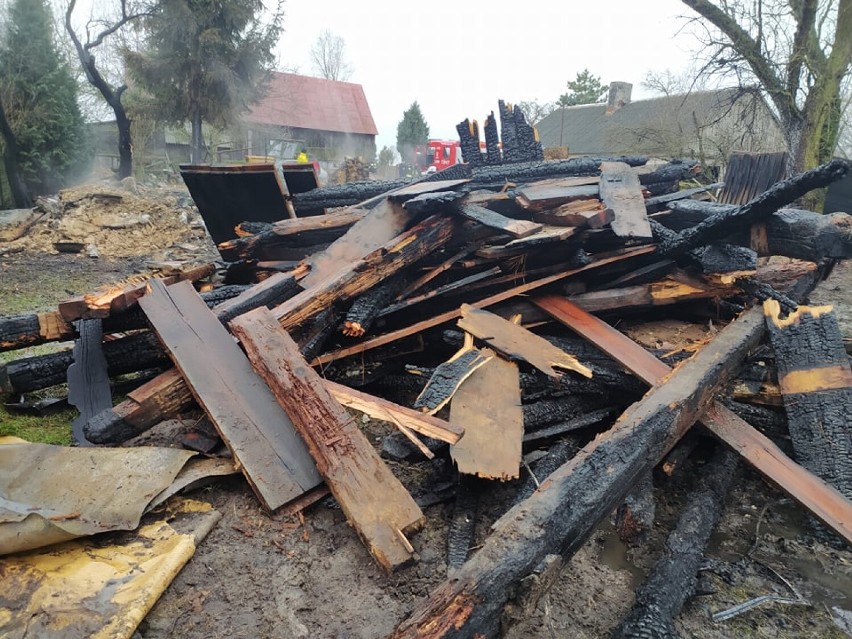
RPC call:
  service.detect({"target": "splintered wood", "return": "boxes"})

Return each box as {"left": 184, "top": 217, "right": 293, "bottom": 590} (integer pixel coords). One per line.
{"left": 139, "top": 280, "right": 322, "bottom": 511}
{"left": 457, "top": 304, "right": 592, "bottom": 378}
{"left": 414, "top": 333, "right": 493, "bottom": 414}
{"left": 230, "top": 307, "right": 424, "bottom": 571}
{"left": 450, "top": 350, "right": 523, "bottom": 480}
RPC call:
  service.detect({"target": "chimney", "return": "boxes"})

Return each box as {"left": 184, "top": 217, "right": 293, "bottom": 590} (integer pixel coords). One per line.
{"left": 606, "top": 82, "right": 632, "bottom": 114}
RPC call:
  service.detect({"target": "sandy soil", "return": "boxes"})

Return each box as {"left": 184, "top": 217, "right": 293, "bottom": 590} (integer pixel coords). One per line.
{"left": 2, "top": 184, "right": 851, "bottom": 638}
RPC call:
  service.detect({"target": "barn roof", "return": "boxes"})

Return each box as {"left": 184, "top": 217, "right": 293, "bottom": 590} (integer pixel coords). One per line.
{"left": 246, "top": 72, "right": 378, "bottom": 136}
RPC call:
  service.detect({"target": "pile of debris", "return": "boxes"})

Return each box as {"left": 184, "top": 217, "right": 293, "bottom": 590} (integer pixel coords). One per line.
{"left": 1, "top": 104, "right": 851, "bottom": 638}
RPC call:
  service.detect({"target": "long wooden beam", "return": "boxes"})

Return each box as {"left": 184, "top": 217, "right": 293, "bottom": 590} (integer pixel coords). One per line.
{"left": 532, "top": 294, "right": 852, "bottom": 544}
{"left": 389, "top": 305, "right": 765, "bottom": 638}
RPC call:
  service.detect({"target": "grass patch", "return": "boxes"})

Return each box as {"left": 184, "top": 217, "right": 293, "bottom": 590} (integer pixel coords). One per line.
{"left": 0, "top": 404, "right": 74, "bottom": 445}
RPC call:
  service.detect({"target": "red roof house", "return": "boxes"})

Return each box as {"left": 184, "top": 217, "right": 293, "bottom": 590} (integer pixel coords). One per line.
{"left": 243, "top": 72, "right": 378, "bottom": 161}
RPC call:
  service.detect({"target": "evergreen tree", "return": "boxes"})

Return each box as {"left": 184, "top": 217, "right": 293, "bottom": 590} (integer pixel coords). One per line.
{"left": 396, "top": 101, "right": 430, "bottom": 165}
{"left": 558, "top": 69, "right": 609, "bottom": 107}
{"left": 0, "top": 0, "right": 88, "bottom": 195}
{"left": 125, "top": 0, "right": 282, "bottom": 164}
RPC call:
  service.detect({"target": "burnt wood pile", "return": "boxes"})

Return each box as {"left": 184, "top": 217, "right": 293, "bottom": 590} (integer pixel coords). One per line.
{"left": 2, "top": 105, "right": 852, "bottom": 636}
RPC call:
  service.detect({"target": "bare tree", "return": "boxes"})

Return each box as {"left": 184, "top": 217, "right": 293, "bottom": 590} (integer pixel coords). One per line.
{"left": 681, "top": 0, "right": 852, "bottom": 176}
{"left": 310, "top": 30, "right": 353, "bottom": 81}
{"left": 65, "top": 0, "right": 152, "bottom": 179}
{"left": 517, "top": 100, "right": 555, "bottom": 127}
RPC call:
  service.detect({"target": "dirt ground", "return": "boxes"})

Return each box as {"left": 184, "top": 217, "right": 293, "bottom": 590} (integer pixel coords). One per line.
{"left": 1, "top": 181, "right": 851, "bottom": 638}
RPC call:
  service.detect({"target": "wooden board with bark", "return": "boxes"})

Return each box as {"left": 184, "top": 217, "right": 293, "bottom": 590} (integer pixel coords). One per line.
{"left": 139, "top": 280, "right": 322, "bottom": 511}
{"left": 230, "top": 307, "right": 425, "bottom": 571}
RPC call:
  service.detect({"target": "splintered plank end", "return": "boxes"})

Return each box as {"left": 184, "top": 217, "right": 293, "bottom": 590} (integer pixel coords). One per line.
{"left": 457, "top": 304, "right": 592, "bottom": 379}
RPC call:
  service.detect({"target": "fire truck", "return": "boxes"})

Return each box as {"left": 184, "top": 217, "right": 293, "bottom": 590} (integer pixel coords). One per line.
{"left": 413, "top": 139, "right": 464, "bottom": 174}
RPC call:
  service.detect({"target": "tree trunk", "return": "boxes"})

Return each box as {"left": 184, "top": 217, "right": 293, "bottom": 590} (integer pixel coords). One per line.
{"left": 115, "top": 101, "right": 133, "bottom": 179}
{"left": 0, "top": 98, "right": 33, "bottom": 209}
{"left": 190, "top": 110, "right": 204, "bottom": 164}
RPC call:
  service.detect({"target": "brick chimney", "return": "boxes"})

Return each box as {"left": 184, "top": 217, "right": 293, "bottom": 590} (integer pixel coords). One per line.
{"left": 606, "top": 82, "right": 632, "bottom": 114}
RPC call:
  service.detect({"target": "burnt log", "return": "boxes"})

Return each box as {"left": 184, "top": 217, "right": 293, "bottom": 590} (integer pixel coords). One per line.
{"left": 512, "top": 104, "right": 544, "bottom": 162}
{"left": 343, "top": 272, "right": 410, "bottom": 337}
{"left": 0, "top": 285, "right": 249, "bottom": 353}
{"left": 447, "top": 476, "right": 484, "bottom": 569}
{"left": 3, "top": 331, "right": 169, "bottom": 395}
{"left": 612, "top": 448, "right": 738, "bottom": 639}
{"left": 291, "top": 178, "right": 410, "bottom": 214}
{"left": 614, "top": 471, "right": 656, "bottom": 546}
{"left": 217, "top": 210, "right": 366, "bottom": 262}
{"left": 498, "top": 100, "right": 520, "bottom": 163}
{"left": 388, "top": 306, "right": 764, "bottom": 638}
{"left": 470, "top": 156, "right": 647, "bottom": 184}
{"left": 657, "top": 159, "right": 850, "bottom": 257}
{"left": 764, "top": 301, "right": 852, "bottom": 500}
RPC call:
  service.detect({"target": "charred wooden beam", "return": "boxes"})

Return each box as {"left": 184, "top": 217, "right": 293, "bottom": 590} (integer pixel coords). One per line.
{"left": 342, "top": 272, "right": 410, "bottom": 337}
{"left": 3, "top": 331, "right": 168, "bottom": 395}
{"left": 291, "top": 178, "right": 410, "bottom": 214}
{"left": 414, "top": 335, "right": 493, "bottom": 414}
{"left": 310, "top": 246, "right": 657, "bottom": 367}
{"left": 470, "top": 156, "right": 647, "bottom": 185}
{"left": 274, "top": 215, "right": 457, "bottom": 331}
{"left": 614, "top": 470, "right": 656, "bottom": 546}
{"left": 456, "top": 119, "right": 483, "bottom": 166}
{"left": 534, "top": 295, "right": 852, "bottom": 544}
{"left": 522, "top": 407, "right": 618, "bottom": 447}
{"left": 613, "top": 448, "right": 738, "bottom": 639}
{"left": 388, "top": 306, "right": 765, "bottom": 638}
{"left": 512, "top": 103, "right": 544, "bottom": 162}
{"left": 657, "top": 159, "right": 850, "bottom": 258}
{"left": 217, "top": 209, "right": 366, "bottom": 262}
{"left": 67, "top": 319, "right": 110, "bottom": 447}
{"left": 447, "top": 476, "right": 483, "bottom": 569}
{"left": 483, "top": 112, "right": 501, "bottom": 165}
{"left": 764, "top": 300, "right": 852, "bottom": 499}
{"left": 498, "top": 100, "right": 520, "bottom": 163}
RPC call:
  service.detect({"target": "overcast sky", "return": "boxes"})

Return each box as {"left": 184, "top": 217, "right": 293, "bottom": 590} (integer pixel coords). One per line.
{"left": 274, "top": 0, "right": 702, "bottom": 153}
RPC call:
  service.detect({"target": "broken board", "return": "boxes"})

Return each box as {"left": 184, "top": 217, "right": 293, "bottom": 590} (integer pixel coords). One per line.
{"left": 414, "top": 334, "right": 493, "bottom": 415}
{"left": 230, "top": 307, "right": 424, "bottom": 571}
{"left": 450, "top": 350, "right": 523, "bottom": 480}
{"left": 457, "top": 204, "right": 543, "bottom": 238}
{"left": 138, "top": 280, "right": 321, "bottom": 511}
{"left": 457, "top": 304, "right": 592, "bottom": 379}
{"left": 599, "top": 161, "right": 652, "bottom": 239}
{"left": 514, "top": 176, "right": 601, "bottom": 211}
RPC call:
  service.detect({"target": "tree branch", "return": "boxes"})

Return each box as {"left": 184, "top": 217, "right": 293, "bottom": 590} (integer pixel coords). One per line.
{"left": 681, "top": 0, "right": 797, "bottom": 120}
{"left": 786, "top": 0, "right": 818, "bottom": 99}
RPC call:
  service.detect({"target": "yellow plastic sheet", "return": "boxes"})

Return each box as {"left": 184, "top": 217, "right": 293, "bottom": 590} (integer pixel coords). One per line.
{"left": 0, "top": 497, "right": 220, "bottom": 639}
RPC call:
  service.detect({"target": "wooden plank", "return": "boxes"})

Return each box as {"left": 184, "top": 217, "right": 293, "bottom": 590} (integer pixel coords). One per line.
{"left": 325, "top": 380, "right": 463, "bottom": 444}
{"left": 514, "top": 176, "right": 600, "bottom": 211}
{"left": 475, "top": 225, "right": 578, "bottom": 259}
{"left": 764, "top": 300, "right": 852, "bottom": 499}
{"left": 230, "top": 308, "right": 424, "bottom": 571}
{"left": 300, "top": 197, "right": 412, "bottom": 288}
{"left": 457, "top": 204, "right": 543, "bottom": 238}
{"left": 532, "top": 295, "right": 852, "bottom": 544}
{"left": 273, "top": 215, "right": 456, "bottom": 331}
{"left": 457, "top": 304, "right": 592, "bottom": 379}
{"left": 533, "top": 199, "right": 613, "bottom": 229}
{"left": 449, "top": 351, "right": 523, "bottom": 480}
{"left": 67, "top": 319, "right": 111, "bottom": 447}
{"left": 309, "top": 246, "right": 656, "bottom": 367}
{"left": 139, "top": 280, "right": 321, "bottom": 511}
{"left": 599, "top": 161, "right": 653, "bottom": 239}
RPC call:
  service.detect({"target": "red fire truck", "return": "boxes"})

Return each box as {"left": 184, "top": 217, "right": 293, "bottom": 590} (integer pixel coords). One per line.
{"left": 413, "top": 139, "right": 464, "bottom": 174}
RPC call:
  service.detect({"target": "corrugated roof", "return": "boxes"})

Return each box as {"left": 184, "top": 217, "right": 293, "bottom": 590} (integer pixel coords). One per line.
{"left": 537, "top": 88, "right": 748, "bottom": 156}
{"left": 246, "top": 72, "right": 378, "bottom": 136}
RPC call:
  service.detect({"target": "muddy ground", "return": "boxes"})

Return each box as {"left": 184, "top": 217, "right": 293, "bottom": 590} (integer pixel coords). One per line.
{"left": 1, "top": 181, "right": 851, "bottom": 638}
